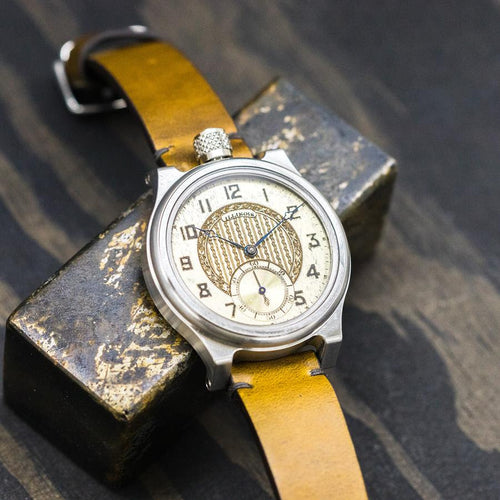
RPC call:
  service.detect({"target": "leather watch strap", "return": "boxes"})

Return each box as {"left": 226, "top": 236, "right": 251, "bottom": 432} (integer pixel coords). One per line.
{"left": 65, "top": 33, "right": 365, "bottom": 499}
{"left": 70, "top": 37, "right": 252, "bottom": 170}
{"left": 231, "top": 352, "right": 367, "bottom": 500}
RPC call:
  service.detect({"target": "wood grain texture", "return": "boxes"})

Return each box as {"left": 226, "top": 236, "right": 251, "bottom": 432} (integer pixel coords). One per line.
{"left": 0, "top": 0, "right": 499, "bottom": 499}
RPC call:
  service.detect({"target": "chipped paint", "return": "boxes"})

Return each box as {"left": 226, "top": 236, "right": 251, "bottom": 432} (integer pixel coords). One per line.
{"left": 99, "top": 221, "right": 146, "bottom": 291}
{"left": 11, "top": 198, "right": 192, "bottom": 419}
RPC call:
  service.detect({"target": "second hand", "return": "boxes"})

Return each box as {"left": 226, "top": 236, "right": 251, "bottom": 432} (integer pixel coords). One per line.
{"left": 253, "top": 270, "right": 270, "bottom": 306}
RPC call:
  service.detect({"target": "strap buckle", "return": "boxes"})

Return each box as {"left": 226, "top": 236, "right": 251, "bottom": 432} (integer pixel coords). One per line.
{"left": 53, "top": 39, "right": 127, "bottom": 115}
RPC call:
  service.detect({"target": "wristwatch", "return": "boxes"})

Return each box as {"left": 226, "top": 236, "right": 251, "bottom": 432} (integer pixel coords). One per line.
{"left": 55, "top": 26, "right": 367, "bottom": 500}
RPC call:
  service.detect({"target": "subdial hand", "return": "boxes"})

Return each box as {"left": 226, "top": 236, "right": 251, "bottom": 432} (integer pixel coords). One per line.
{"left": 196, "top": 227, "right": 245, "bottom": 251}
{"left": 252, "top": 270, "right": 270, "bottom": 306}
{"left": 254, "top": 203, "right": 305, "bottom": 248}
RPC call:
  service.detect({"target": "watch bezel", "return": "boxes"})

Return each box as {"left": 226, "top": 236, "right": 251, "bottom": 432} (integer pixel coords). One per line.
{"left": 144, "top": 158, "right": 350, "bottom": 350}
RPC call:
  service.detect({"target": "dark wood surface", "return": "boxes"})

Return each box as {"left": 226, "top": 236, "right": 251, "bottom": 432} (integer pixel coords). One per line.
{"left": 0, "top": 1, "right": 499, "bottom": 499}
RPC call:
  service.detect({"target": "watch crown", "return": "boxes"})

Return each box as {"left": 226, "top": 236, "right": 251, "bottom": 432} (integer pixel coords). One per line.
{"left": 193, "top": 128, "right": 233, "bottom": 163}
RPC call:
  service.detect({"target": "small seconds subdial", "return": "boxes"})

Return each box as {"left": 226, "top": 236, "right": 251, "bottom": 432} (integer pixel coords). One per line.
{"left": 230, "top": 260, "right": 295, "bottom": 321}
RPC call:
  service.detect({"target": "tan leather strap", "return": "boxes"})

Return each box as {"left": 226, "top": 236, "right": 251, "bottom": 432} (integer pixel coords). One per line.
{"left": 70, "top": 33, "right": 364, "bottom": 498}
{"left": 231, "top": 352, "right": 367, "bottom": 500}
{"left": 73, "top": 38, "right": 252, "bottom": 170}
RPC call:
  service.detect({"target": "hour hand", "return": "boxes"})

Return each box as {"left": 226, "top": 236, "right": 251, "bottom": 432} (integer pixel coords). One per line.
{"left": 196, "top": 227, "right": 245, "bottom": 250}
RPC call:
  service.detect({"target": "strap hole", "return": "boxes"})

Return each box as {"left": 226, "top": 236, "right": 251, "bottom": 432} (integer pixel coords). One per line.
{"left": 310, "top": 368, "right": 324, "bottom": 376}
{"left": 227, "top": 382, "right": 253, "bottom": 399}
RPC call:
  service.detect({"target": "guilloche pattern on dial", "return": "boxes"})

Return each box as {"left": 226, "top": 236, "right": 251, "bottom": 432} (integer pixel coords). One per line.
{"left": 171, "top": 176, "right": 332, "bottom": 326}
{"left": 198, "top": 202, "right": 302, "bottom": 294}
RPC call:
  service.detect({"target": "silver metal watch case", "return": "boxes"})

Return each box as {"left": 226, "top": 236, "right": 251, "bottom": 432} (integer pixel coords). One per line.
{"left": 143, "top": 150, "right": 351, "bottom": 389}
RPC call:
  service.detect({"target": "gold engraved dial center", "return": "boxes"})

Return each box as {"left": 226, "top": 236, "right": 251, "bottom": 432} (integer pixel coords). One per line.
{"left": 197, "top": 202, "right": 302, "bottom": 294}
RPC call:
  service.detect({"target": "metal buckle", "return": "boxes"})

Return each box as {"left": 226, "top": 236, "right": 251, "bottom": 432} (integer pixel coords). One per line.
{"left": 53, "top": 40, "right": 126, "bottom": 115}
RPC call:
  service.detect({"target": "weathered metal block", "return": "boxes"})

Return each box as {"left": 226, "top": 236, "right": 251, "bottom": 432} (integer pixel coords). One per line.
{"left": 4, "top": 79, "right": 396, "bottom": 483}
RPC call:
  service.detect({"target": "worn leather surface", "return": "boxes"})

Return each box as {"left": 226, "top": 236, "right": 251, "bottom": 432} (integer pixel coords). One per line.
{"left": 88, "top": 41, "right": 252, "bottom": 170}
{"left": 232, "top": 352, "right": 367, "bottom": 500}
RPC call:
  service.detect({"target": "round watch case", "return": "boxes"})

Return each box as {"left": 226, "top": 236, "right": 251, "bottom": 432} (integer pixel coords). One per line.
{"left": 143, "top": 158, "right": 350, "bottom": 360}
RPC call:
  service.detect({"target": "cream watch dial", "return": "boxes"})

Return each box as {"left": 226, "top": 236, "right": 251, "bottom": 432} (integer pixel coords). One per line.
{"left": 171, "top": 175, "right": 332, "bottom": 326}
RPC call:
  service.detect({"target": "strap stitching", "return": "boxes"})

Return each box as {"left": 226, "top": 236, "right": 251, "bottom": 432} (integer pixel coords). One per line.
{"left": 227, "top": 381, "right": 253, "bottom": 399}
{"left": 310, "top": 368, "right": 324, "bottom": 376}
{"left": 154, "top": 146, "right": 173, "bottom": 166}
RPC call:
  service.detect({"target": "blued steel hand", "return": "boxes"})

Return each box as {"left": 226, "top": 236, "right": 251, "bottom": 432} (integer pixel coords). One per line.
{"left": 253, "top": 270, "right": 270, "bottom": 306}
{"left": 195, "top": 227, "right": 245, "bottom": 250}
{"left": 254, "top": 203, "right": 304, "bottom": 248}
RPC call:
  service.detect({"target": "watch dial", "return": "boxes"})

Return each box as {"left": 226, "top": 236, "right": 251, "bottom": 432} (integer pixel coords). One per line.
{"left": 170, "top": 175, "right": 333, "bottom": 326}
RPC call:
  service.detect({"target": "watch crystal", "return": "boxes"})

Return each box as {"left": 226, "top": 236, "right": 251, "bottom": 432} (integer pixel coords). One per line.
{"left": 170, "top": 174, "right": 333, "bottom": 326}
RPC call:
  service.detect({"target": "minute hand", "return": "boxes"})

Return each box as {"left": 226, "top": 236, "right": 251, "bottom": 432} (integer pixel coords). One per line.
{"left": 254, "top": 203, "right": 304, "bottom": 248}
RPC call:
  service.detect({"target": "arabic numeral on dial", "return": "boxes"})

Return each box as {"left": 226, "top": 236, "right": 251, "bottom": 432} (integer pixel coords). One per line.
{"left": 197, "top": 283, "right": 212, "bottom": 298}
{"left": 294, "top": 290, "right": 307, "bottom": 306}
{"left": 180, "top": 256, "right": 193, "bottom": 271}
{"left": 224, "top": 184, "right": 242, "bottom": 199}
{"left": 180, "top": 224, "right": 198, "bottom": 240}
{"left": 307, "top": 233, "right": 320, "bottom": 249}
{"left": 306, "top": 264, "right": 320, "bottom": 279}
{"left": 286, "top": 205, "right": 301, "bottom": 219}
{"left": 225, "top": 302, "right": 236, "bottom": 318}
{"left": 198, "top": 198, "right": 212, "bottom": 213}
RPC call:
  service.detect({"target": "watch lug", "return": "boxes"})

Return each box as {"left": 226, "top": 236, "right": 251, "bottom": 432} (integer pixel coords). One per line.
{"left": 200, "top": 336, "right": 236, "bottom": 391}
{"left": 146, "top": 167, "right": 184, "bottom": 206}
{"left": 177, "top": 323, "right": 236, "bottom": 391}
{"left": 311, "top": 302, "right": 344, "bottom": 369}
{"left": 260, "top": 149, "right": 299, "bottom": 174}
